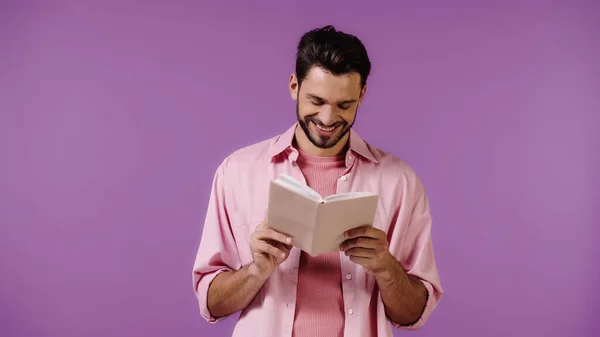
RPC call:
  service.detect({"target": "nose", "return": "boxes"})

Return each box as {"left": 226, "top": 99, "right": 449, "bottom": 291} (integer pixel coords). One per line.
{"left": 318, "top": 106, "right": 337, "bottom": 126}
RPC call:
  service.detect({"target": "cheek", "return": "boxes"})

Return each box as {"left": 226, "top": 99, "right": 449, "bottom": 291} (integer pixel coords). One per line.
{"left": 298, "top": 104, "right": 318, "bottom": 119}
{"left": 340, "top": 110, "right": 357, "bottom": 123}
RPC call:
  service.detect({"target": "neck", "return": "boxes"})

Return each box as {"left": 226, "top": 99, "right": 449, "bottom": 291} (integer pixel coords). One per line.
{"left": 293, "top": 124, "right": 349, "bottom": 157}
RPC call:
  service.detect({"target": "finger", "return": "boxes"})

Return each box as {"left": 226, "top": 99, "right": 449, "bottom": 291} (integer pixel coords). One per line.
{"left": 272, "top": 243, "right": 292, "bottom": 264}
{"left": 344, "top": 247, "right": 376, "bottom": 258}
{"left": 270, "top": 240, "right": 291, "bottom": 254}
{"left": 256, "top": 228, "right": 293, "bottom": 245}
{"left": 344, "top": 225, "right": 379, "bottom": 240}
{"left": 339, "top": 237, "right": 379, "bottom": 251}
{"left": 251, "top": 240, "right": 288, "bottom": 259}
{"left": 348, "top": 255, "right": 370, "bottom": 266}
{"left": 255, "top": 219, "right": 268, "bottom": 231}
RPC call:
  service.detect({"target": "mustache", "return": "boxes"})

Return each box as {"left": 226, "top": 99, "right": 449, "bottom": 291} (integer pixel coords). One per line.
{"left": 305, "top": 116, "right": 346, "bottom": 128}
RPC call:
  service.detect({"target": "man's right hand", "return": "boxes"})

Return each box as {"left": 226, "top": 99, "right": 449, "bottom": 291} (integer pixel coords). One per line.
{"left": 206, "top": 219, "right": 293, "bottom": 319}
{"left": 248, "top": 219, "right": 293, "bottom": 278}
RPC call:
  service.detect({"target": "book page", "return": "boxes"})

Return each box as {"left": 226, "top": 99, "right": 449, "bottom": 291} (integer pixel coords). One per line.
{"left": 267, "top": 181, "right": 320, "bottom": 254}
{"left": 274, "top": 174, "right": 322, "bottom": 202}
{"left": 323, "top": 191, "right": 376, "bottom": 203}
{"left": 310, "top": 194, "right": 379, "bottom": 256}
{"left": 268, "top": 214, "right": 316, "bottom": 254}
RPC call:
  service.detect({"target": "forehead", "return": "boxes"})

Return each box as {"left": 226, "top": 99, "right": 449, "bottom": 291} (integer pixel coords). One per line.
{"left": 301, "top": 66, "right": 362, "bottom": 99}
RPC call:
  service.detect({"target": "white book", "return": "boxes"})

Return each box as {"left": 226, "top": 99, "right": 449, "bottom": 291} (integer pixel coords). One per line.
{"left": 267, "top": 173, "right": 379, "bottom": 256}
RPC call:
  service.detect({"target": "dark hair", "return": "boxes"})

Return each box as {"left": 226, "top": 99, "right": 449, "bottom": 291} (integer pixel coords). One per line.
{"left": 295, "top": 25, "right": 371, "bottom": 88}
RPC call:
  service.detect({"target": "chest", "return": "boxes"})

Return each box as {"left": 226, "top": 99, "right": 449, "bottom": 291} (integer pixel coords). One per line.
{"left": 226, "top": 158, "right": 402, "bottom": 265}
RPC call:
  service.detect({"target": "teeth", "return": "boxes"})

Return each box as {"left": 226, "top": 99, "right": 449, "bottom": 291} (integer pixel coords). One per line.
{"left": 315, "top": 123, "right": 335, "bottom": 132}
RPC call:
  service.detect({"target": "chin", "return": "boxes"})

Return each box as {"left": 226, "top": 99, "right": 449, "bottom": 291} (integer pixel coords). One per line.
{"left": 311, "top": 133, "right": 342, "bottom": 149}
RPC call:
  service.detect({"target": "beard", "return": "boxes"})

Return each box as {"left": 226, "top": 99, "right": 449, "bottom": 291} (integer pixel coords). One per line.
{"left": 296, "top": 101, "right": 355, "bottom": 149}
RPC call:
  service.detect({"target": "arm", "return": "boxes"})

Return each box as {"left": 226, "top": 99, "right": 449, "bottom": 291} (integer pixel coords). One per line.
{"left": 208, "top": 220, "right": 293, "bottom": 318}
{"left": 385, "top": 181, "right": 443, "bottom": 329}
{"left": 193, "top": 160, "right": 241, "bottom": 323}
{"left": 340, "top": 178, "right": 443, "bottom": 329}
{"left": 339, "top": 228, "right": 428, "bottom": 325}
{"left": 207, "top": 264, "right": 269, "bottom": 318}
{"left": 193, "top": 160, "right": 293, "bottom": 322}
{"left": 374, "top": 256, "right": 428, "bottom": 326}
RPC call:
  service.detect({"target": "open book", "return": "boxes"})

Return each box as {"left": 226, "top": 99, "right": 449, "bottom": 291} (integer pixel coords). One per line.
{"left": 267, "top": 173, "right": 379, "bottom": 256}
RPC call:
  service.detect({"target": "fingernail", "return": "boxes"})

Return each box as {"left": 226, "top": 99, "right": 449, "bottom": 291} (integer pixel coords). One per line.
{"left": 286, "top": 237, "right": 292, "bottom": 244}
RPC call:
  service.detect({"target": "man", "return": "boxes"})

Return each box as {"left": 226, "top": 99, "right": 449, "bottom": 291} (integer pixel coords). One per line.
{"left": 192, "top": 25, "right": 443, "bottom": 337}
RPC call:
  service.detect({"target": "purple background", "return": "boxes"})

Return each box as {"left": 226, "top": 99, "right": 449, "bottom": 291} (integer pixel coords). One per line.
{"left": 1, "top": 1, "right": 598, "bottom": 337}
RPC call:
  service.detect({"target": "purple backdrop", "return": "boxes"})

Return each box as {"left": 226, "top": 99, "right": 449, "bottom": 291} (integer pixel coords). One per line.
{"left": 1, "top": 1, "right": 598, "bottom": 337}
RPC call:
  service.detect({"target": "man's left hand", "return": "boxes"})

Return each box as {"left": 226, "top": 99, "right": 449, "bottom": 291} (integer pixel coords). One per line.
{"left": 339, "top": 225, "right": 395, "bottom": 275}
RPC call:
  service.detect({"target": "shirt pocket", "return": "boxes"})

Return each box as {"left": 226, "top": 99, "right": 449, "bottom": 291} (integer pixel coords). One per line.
{"left": 229, "top": 211, "right": 265, "bottom": 267}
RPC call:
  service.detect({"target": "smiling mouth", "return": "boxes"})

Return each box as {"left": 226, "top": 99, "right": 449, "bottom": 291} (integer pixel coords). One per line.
{"left": 314, "top": 122, "right": 338, "bottom": 132}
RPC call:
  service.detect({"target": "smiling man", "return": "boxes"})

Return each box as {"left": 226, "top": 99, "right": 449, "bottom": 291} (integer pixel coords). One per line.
{"left": 192, "top": 25, "right": 443, "bottom": 337}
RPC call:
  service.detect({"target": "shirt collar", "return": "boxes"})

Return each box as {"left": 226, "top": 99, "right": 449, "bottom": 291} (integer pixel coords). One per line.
{"left": 267, "top": 123, "right": 378, "bottom": 163}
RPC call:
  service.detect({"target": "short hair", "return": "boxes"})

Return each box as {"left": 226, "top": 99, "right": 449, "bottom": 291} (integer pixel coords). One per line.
{"left": 295, "top": 25, "right": 371, "bottom": 88}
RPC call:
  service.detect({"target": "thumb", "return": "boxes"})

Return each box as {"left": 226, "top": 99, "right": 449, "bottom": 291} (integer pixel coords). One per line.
{"left": 256, "top": 218, "right": 268, "bottom": 231}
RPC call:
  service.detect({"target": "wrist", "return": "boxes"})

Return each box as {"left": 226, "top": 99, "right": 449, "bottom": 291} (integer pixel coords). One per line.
{"left": 246, "top": 262, "right": 272, "bottom": 282}
{"left": 374, "top": 253, "right": 404, "bottom": 283}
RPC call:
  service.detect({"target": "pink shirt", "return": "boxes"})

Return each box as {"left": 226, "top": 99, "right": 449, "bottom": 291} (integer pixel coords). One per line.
{"left": 192, "top": 123, "right": 444, "bottom": 337}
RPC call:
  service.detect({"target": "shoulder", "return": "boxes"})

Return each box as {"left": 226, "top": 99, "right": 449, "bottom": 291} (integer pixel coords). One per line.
{"left": 213, "top": 132, "right": 279, "bottom": 177}
{"left": 365, "top": 142, "right": 427, "bottom": 197}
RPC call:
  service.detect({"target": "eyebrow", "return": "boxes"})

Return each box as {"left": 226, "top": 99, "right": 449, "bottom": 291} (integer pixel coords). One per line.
{"left": 307, "top": 94, "right": 357, "bottom": 105}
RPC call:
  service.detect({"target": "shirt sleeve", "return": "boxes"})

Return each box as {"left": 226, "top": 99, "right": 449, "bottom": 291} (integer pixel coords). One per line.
{"left": 388, "top": 177, "right": 444, "bottom": 330}
{"left": 192, "top": 158, "right": 242, "bottom": 323}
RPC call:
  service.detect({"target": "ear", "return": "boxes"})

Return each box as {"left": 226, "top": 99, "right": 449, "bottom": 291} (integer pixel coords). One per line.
{"left": 358, "top": 83, "right": 367, "bottom": 103}
{"left": 289, "top": 73, "right": 299, "bottom": 100}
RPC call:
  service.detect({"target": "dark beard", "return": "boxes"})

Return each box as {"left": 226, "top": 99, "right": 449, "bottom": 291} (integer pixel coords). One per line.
{"left": 296, "top": 101, "right": 354, "bottom": 149}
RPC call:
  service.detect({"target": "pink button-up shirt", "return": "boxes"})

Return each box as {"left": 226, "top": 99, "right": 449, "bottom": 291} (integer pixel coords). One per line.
{"left": 192, "top": 124, "right": 443, "bottom": 337}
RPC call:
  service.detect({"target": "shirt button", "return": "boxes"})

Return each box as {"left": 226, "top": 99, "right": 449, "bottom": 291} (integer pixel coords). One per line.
{"left": 348, "top": 309, "right": 354, "bottom": 315}
{"left": 345, "top": 273, "right": 352, "bottom": 280}
{"left": 348, "top": 155, "right": 353, "bottom": 160}
{"left": 341, "top": 175, "right": 347, "bottom": 181}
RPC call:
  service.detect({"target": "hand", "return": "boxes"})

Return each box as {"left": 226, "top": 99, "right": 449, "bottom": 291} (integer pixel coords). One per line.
{"left": 248, "top": 219, "right": 293, "bottom": 278}
{"left": 339, "top": 225, "right": 395, "bottom": 275}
